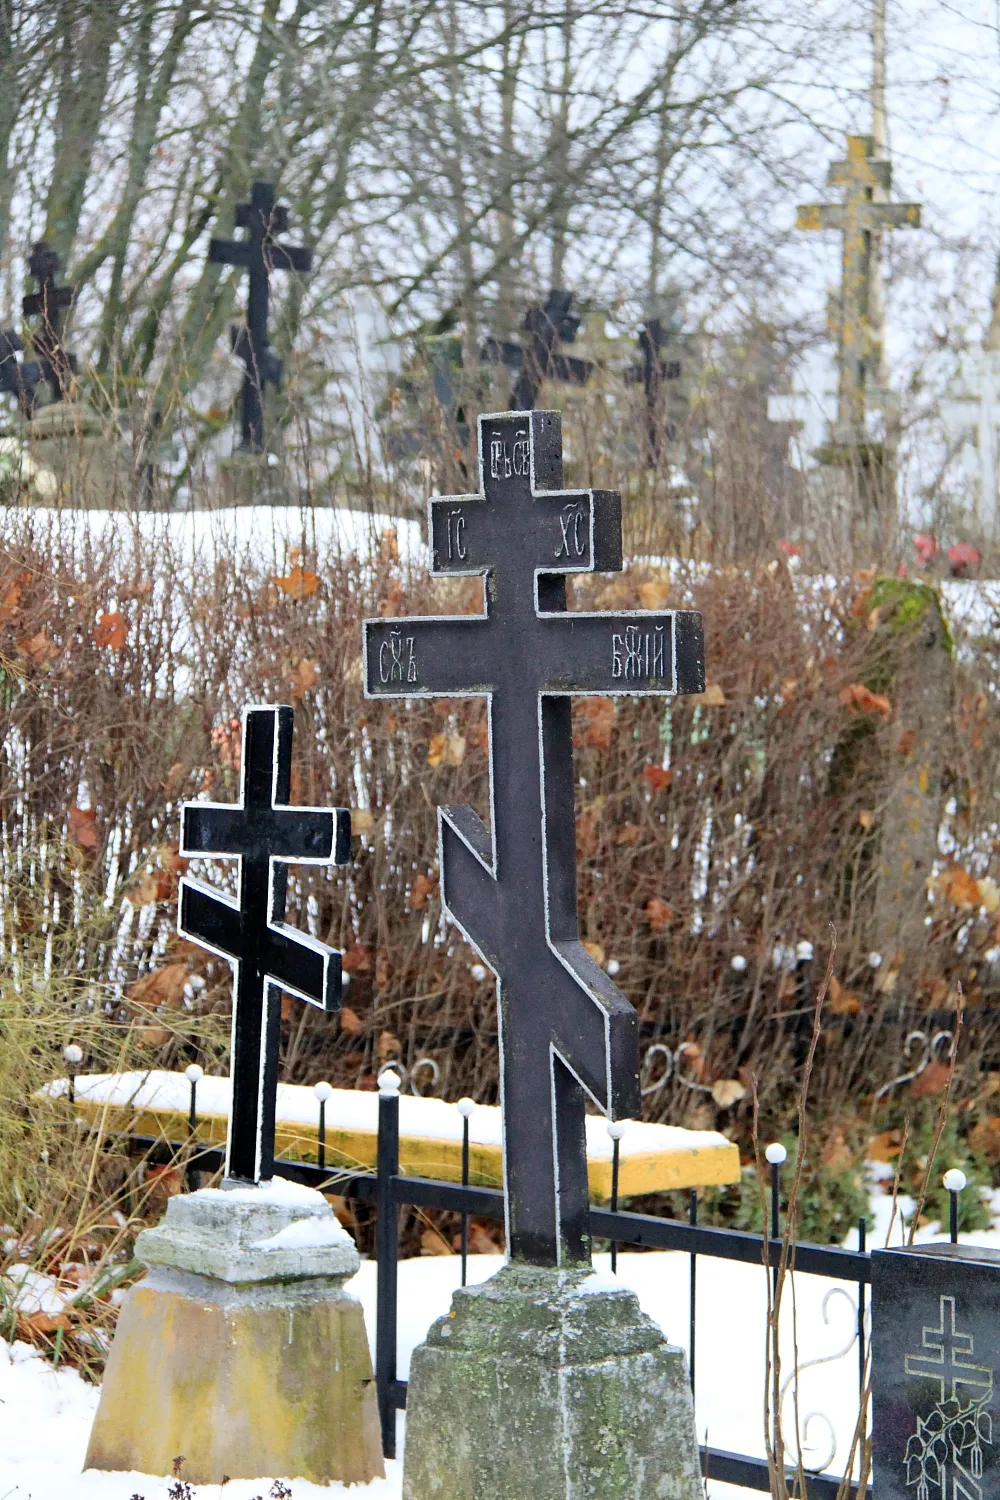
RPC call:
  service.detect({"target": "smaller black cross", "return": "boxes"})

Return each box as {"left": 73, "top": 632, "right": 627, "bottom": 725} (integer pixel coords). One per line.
{"left": 626, "top": 317, "right": 686, "bottom": 459}
{"left": 178, "top": 705, "right": 350, "bottom": 1183}
{"left": 0, "top": 329, "right": 40, "bottom": 416}
{"left": 22, "top": 242, "right": 78, "bottom": 404}
{"left": 208, "top": 181, "right": 313, "bottom": 453}
{"left": 480, "top": 290, "right": 594, "bottom": 410}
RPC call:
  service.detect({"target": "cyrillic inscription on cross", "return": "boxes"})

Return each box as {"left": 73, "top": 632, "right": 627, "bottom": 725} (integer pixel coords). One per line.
{"left": 177, "top": 705, "right": 350, "bottom": 1182}
{"left": 209, "top": 181, "right": 313, "bottom": 453}
{"left": 364, "top": 410, "right": 705, "bottom": 1267}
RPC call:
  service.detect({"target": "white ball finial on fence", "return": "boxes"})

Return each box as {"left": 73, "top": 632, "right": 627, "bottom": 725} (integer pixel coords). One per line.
{"left": 63, "top": 1043, "right": 84, "bottom": 1067}
{"left": 943, "top": 1168, "right": 967, "bottom": 1194}
{"left": 764, "top": 1142, "right": 787, "bottom": 1165}
{"left": 607, "top": 1120, "right": 627, "bottom": 1141}
{"left": 378, "top": 1069, "right": 401, "bottom": 1098}
{"left": 456, "top": 1097, "right": 475, "bottom": 1119}
{"left": 184, "top": 1063, "right": 204, "bottom": 1085}
{"left": 313, "top": 1081, "right": 334, "bottom": 1103}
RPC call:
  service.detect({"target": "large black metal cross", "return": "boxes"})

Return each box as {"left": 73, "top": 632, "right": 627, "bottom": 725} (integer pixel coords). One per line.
{"left": 178, "top": 705, "right": 350, "bottom": 1183}
{"left": 480, "top": 290, "right": 594, "bottom": 411}
{"left": 626, "top": 317, "right": 686, "bottom": 459}
{"left": 22, "top": 242, "right": 78, "bottom": 404}
{"left": 208, "top": 180, "right": 313, "bottom": 453}
{"left": 364, "top": 410, "right": 705, "bottom": 1267}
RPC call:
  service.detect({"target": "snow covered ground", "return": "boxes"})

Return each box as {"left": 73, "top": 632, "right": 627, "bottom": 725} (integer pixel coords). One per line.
{"left": 4, "top": 1183, "right": 995, "bottom": 1500}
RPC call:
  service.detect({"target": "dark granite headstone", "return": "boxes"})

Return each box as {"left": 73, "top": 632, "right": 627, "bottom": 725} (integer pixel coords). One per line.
{"left": 872, "top": 1244, "right": 999, "bottom": 1500}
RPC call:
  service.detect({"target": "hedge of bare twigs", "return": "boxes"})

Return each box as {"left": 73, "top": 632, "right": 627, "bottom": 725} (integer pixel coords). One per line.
{"left": 3, "top": 505, "right": 1000, "bottom": 1253}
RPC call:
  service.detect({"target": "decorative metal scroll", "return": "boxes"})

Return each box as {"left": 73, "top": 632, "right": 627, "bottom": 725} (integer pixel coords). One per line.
{"left": 874, "top": 1030, "right": 955, "bottom": 1102}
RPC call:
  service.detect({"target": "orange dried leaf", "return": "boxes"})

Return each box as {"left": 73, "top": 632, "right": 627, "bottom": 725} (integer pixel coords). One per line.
{"left": 582, "top": 940, "right": 606, "bottom": 968}
{"left": 68, "top": 805, "right": 98, "bottom": 852}
{"left": 638, "top": 578, "right": 671, "bottom": 610}
{"left": 19, "top": 629, "right": 59, "bottom": 665}
{"left": 287, "top": 657, "right": 319, "bottom": 700}
{"left": 94, "top": 612, "right": 127, "bottom": 650}
{"left": 936, "top": 864, "right": 983, "bottom": 910}
{"left": 339, "top": 1006, "right": 363, "bottom": 1035}
{"left": 645, "top": 896, "right": 674, "bottom": 931}
{"left": 426, "top": 733, "right": 446, "bottom": 768}
{"left": 409, "top": 872, "right": 436, "bottom": 910}
{"left": 838, "top": 682, "right": 891, "bottom": 718}
{"left": 692, "top": 683, "right": 726, "bottom": 707}
{"left": 342, "top": 945, "right": 371, "bottom": 972}
{"left": 0, "top": 571, "right": 30, "bottom": 625}
{"left": 615, "top": 822, "right": 641, "bottom": 847}
{"left": 274, "top": 565, "right": 319, "bottom": 600}
{"left": 130, "top": 963, "right": 189, "bottom": 1011}
{"left": 641, "top": 765, "right": 673, "bottom": 793}
{"left": 574, "top": 697, "right": 615, "bottom": 750}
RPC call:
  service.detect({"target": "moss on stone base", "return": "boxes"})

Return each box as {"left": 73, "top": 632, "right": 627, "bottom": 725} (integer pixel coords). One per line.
{"left": 402, "top": 1263, "right": 702, "bottom": 1500}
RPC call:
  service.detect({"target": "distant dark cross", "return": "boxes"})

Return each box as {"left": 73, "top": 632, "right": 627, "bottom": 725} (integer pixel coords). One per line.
{"left": 22, "top": 242, "right": 78, "bottom": 404}
{"left": 0, "top": 329, "right": 39, "bottom": 416}
{"left": 626, "top": 318, "right": 686, "bottom": 459}
{"left": 178, "top": 705, "right": 350, "bottom": 1183}
{"left": 480, "top": 289, "right": 594, "bottom": 411}
{"left": 364, "top": 410, "right": 705, "bottom": 1267}
{"left": 208, "top": 180, "right": 313, "bottom": 453}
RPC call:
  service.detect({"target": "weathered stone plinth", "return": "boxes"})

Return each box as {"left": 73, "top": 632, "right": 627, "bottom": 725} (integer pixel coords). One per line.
{"left": 85, "top": 1177, "right": 383, "bottom": 1487}
{"left": 27, "top": 401, "right": 127, "bottom": 508}
{"left": 402, "top": 1263, "right": 702, "bottom": 1500}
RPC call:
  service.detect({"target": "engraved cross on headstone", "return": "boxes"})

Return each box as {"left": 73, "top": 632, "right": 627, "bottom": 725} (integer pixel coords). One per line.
{"left": 364, "top": 410, "right": 705, "bottom": 1266}
{"left": 797, "top": 135, "right": 920, "bottom": 440}
{"left": 905, "top": 1295, "right": 993, "bottom": 1406}
{"left": 22, "top": 241, "right": 78, "bottom": 404}
{"left": 209, "top": 181, "right": 313, "bottom": 453}
{"left": 178, "top": 705, "right": 350, "bottom": 1183}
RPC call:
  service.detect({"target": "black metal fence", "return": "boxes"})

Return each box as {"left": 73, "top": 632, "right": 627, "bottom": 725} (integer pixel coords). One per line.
{"left": 130, "top": 1082, "right": 875, "bottom": 1500}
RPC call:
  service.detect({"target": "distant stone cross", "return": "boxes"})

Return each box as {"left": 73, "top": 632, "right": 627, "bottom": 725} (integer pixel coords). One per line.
{"left": 209, "top": 181, "right": 313, "bottom": 452}
{"left": 480, "top": 290, "right": 593, "bottom": 410}
{"left": 22, "top": 241, "right": 78, "bottom": 403}
{"left": 178, "top": 705, "right": 350, "bottom": 1183}
{"left": 364, "top": 410, "right": 705, "bottom": 1266}
{"left": 797, "top": 135, "right": 920, "bottom": 439}
{"left": 0, "top": 329, "right": 39, "bottom": 415}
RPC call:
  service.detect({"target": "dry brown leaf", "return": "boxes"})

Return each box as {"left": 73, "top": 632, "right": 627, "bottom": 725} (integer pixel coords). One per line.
{"left": 420, "top": 1227, "right": 454, "bottom": 1256}
{"left": 867, "top": 1129, "right": 903, "bottom": 1163}
{"left": 466, "top": 720, "right": 489, "bottom": 751}
{"left": 969, "top": 1117, "right": 1000, "bottom": 1163}
{"left": 339, "top": 1006, "right": 363, "bottom": 1035}
{"left": 127, "top": 872, "right": 160, "bottom": 906}
{"left": 615, "top": 823, "right": 641, "bottom": 847}
{"left": 935, "top": 864, "right": 983, "bottom": 910}
{"left": 641, "top": 765, "right": 673, "bottom": 793}
{"left": 827, "top": 974, "right": 861, "bottom": 1015}
{"left": 376, "top": 1030, "right": 401, "bottom": 1060}
{"left": 350, "top": 808, "right": 375, "bottom": 835}
{"left": 20, "top": 1309, "right": 72, "bottom": 1334}
{"left": 379, "top": 528, "right": 400, "bottom": 565}
{"left": 274, "top": 565, "right": 319, "bottom": 600}
{"left": 0, "top": 572, "right": 30, "bottom": 625}
{"left": 574, "top": 697, "right": 615, "bottom": 749}
{"left": 582, "top": 940, "right": 606, "bottom": 968}
{"left": 130, "top": 963, "right": 189, "bottom": 1012}
{"left": 645, "top": 896, "right": 674, "bottom": 931}
{"left": 838, "top": 682, "right": 891, "bottom": 719}
{"left": 342, "top": 945, "right": 371, "bottom": 972}
{"left": 409, "top": 872, "right": 436, "bottom": 910}
{"left": 68, "top": 805, "right": 98, "bottom": 853}
{"left": 94, "top": 612, "right": 127, "bottom": 650}
{"left": 426, "top": 732, "right": 447, "bottom": 768}
{"left": 692, "top": 683, "right": 725, "bottom": 707}
{"left": 576, "top": 812, "right": 599, "bottom": 858}
{"left": 287, "top": 657, "right": 319, "bottom": 700}
{"left": 19, "top": 629, "right": 59, "bottom": 665}
{"left": 638, "top": 578, "right": 671, "bottom": 609}
{"left": 979, "top": 877, "right": 1000, "bottom": 913}
{"left": 857, "top": 809, "right": 874, "bottom": 830}
{"left": 910, "top": 1061, "right": 951, "bottom": 1097}
{"left": 711, "top": 1078, "right": 746, "bottom": 1109}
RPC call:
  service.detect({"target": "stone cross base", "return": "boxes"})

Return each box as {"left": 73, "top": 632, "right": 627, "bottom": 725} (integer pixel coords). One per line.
{"left": 402, "top": 1263, "right": 703, "bottom": 1500}
{"left": 85, "top": 1178, "right": 383, "bottom": 1487}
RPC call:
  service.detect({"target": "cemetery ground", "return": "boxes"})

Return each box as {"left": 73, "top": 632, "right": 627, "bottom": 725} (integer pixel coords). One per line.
{"left": 4, "top": 487, "right": 1000, "bottom": 1494}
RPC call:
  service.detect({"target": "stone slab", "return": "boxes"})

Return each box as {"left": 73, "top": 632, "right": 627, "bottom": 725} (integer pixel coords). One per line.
{"left": 402, "top": 1262, "right": 703, "bottom": 1500}
{"left": 135, "top": 1175, "right": 359, "bottom": 1283}
{"left": 872, "top": 1243, "right": 1000, "bottom": 1500}
{"left": 85, "top": 1265, "right": 384, "bottom": 1485}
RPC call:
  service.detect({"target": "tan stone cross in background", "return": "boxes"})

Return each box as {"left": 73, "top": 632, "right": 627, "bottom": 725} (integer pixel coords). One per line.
{"left": 797, "top": 134, "right": 920, "bottom": 442}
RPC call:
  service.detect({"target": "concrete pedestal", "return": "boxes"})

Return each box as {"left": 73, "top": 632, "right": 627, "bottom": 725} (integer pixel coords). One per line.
{"left": 402, "top": 1263, "right": 702, "bottom": 1500}
{"left": 27, "top": 401, "right": 126, "bottom": 508}
{"left": 85, "top": 1177, "right": 383, "bottom": 1487}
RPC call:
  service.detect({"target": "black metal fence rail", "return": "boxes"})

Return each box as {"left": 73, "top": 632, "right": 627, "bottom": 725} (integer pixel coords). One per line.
{"left": 127, "top": 1089, "right": 872, "bottom": 1500}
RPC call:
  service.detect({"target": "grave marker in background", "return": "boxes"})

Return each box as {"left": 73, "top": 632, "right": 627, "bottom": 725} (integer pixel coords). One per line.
{"left": 209, "top": 180, "right": 313, "bottom": 454}
{"left": 480, "top": 290, "right": 594, "bottom": 410}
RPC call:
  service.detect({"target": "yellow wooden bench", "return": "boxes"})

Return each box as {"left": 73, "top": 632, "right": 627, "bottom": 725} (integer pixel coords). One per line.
{"left": 40, "top": 1069, "right": 740, "bottom": 1200}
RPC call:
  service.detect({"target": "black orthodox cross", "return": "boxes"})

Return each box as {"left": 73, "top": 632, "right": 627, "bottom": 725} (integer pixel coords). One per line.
{"left": 178, "top": 705, "right": 350, "bottom": 1183}
{"left": 0, "top": 329, "right": 39, "bottom": 416}
{"left": 626, "top": 318, "right": 687, "bottom": 460}
{"left": 480, "top": 290, "right": 594, "bottom": 411}
{"left": 22, "top": 242, "right": 78, "bottom": 404}
{"left": 364, "top": 410, "right": 705, "bottom": 1267}
{"left": 208, "top": 180, "right": 313, "bottom": 452}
